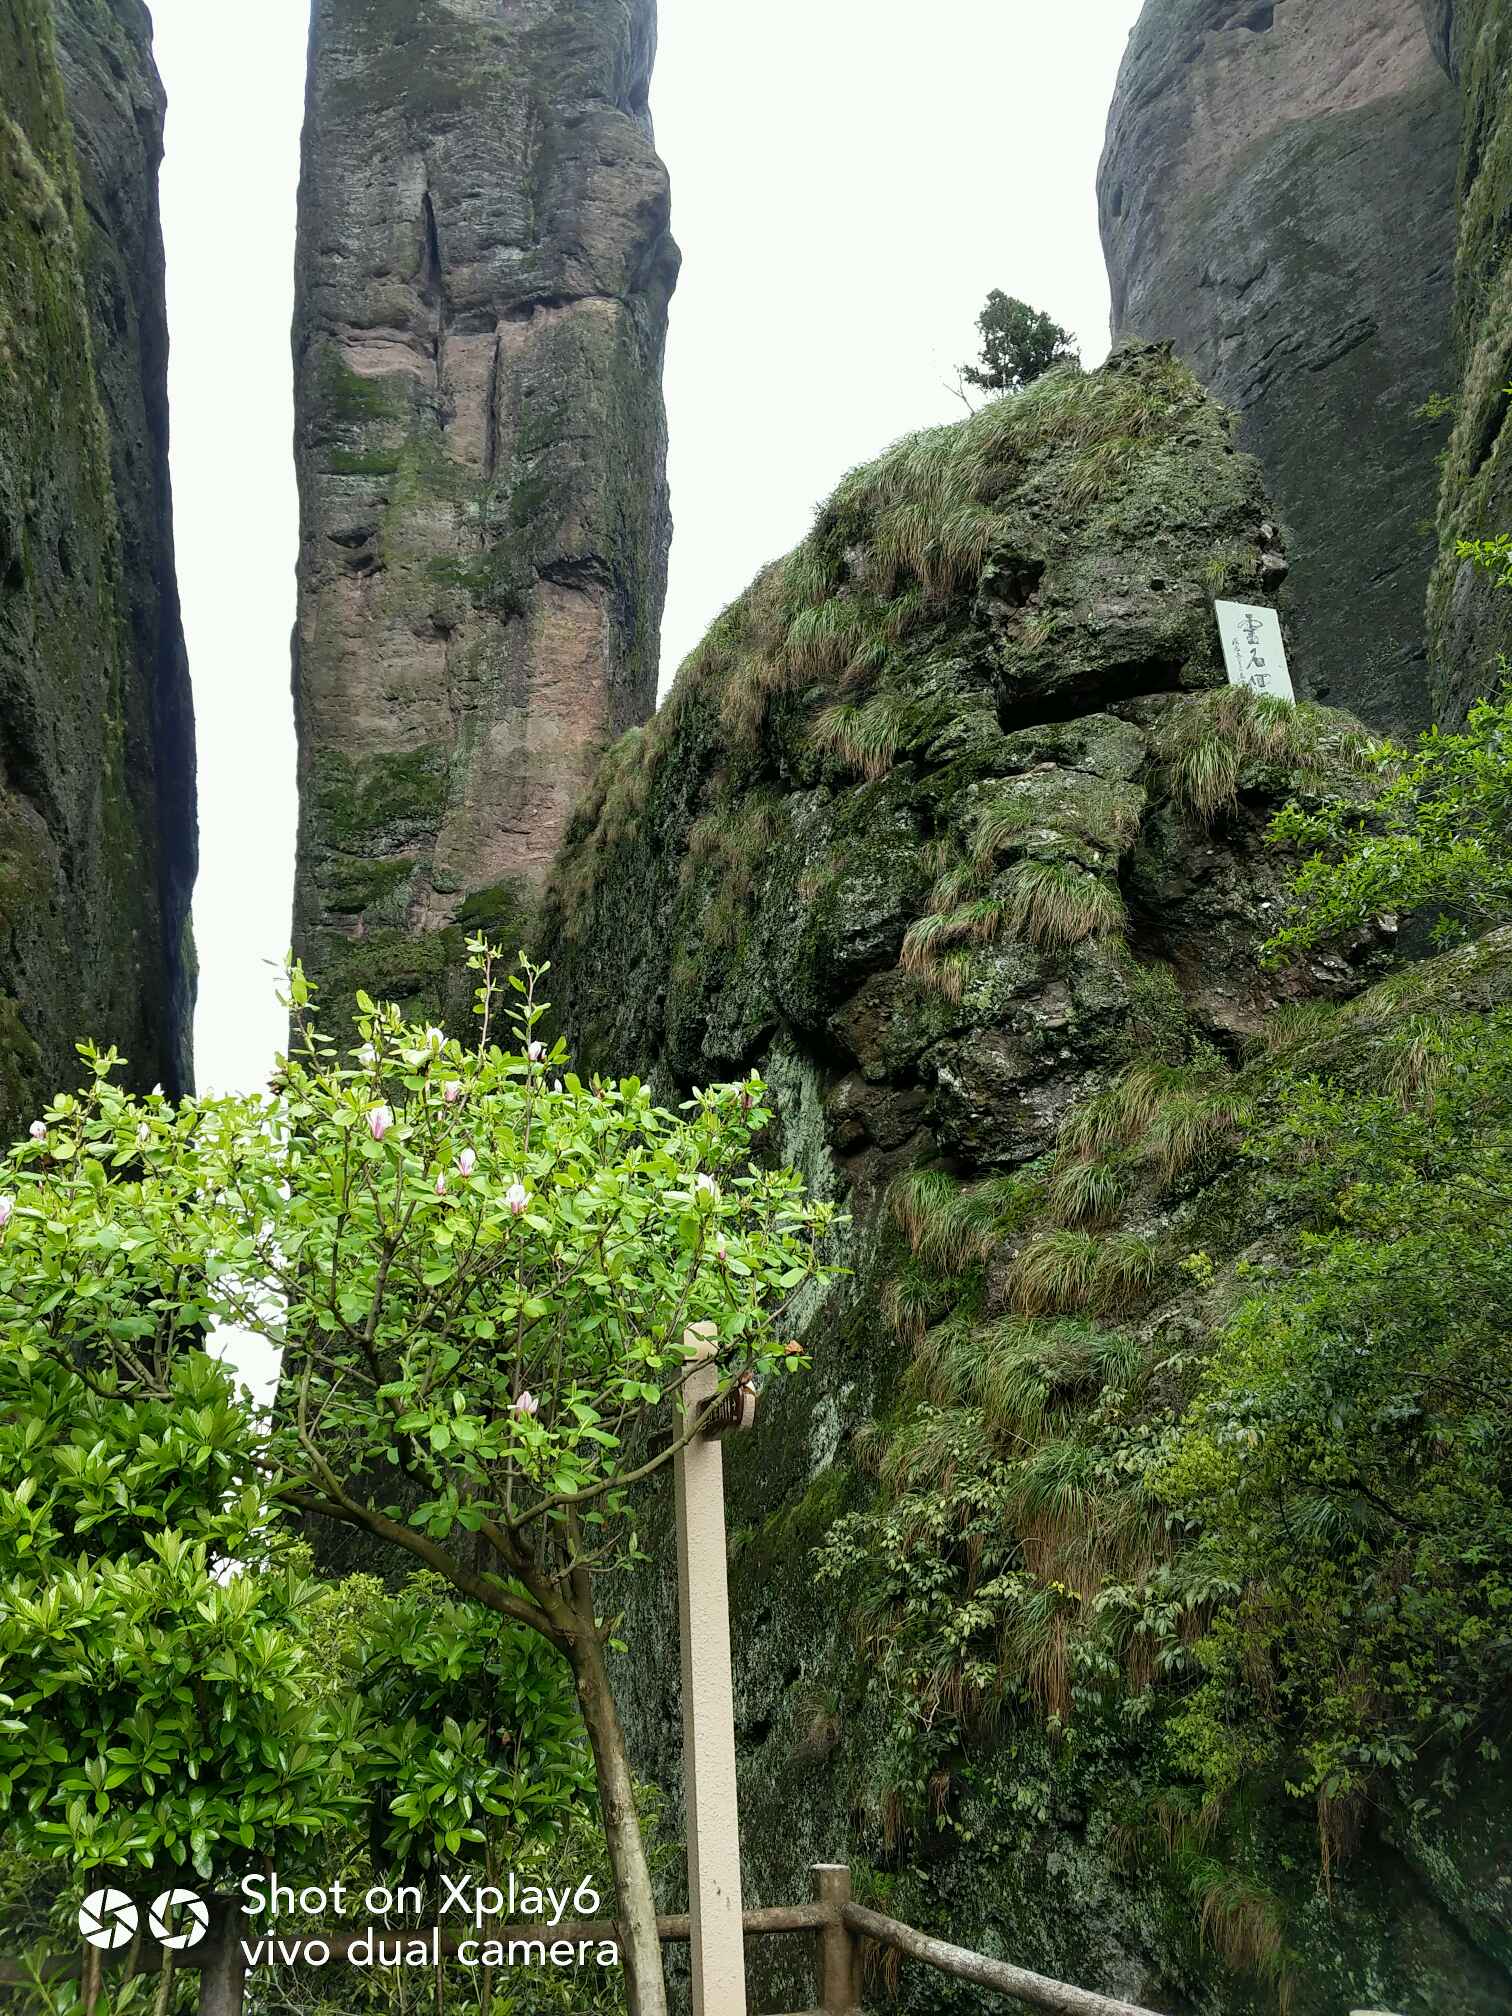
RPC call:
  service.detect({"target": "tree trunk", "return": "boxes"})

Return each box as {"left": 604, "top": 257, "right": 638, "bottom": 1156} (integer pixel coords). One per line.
{"left": 80, "top": 1944, "right": 102, "bottom": 2016}
{"left": 567, "top": 1621, "right": 667, "bottom": 2016}
{"left": 151, "top": 1947, "right": 176, "bottom": 2016}
{"left": 198, "top": 1897, "right": 246, "bottom": 2016}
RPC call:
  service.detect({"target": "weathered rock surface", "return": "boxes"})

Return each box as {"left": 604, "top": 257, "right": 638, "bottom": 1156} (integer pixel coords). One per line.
{"left": 1424, "top": 0, "right": 1512, "bottom": 720}
{"left": 1099, "top": 0, "right": 1461, "bottom": 737}
{"left": 535, "top": 351, "right": 1512, "bottom": 2012}
{"left": 291, "top": 0, "right": 678, "bottom": 1036}
{"left": 540, "top": 354, "right": 1499, "bottom": 2007}
{"left": 0, "top": 0, "right": 196, "bottom": 1135}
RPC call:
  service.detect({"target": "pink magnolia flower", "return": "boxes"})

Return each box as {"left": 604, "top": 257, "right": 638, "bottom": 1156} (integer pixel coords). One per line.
{"left": 715, "top": 1238, "right": 728, "bottom": 1263}
{"left": 505, "top": 1180, "right": 529, "bottom": 1216}
{"left": 442, "top": 1079, "right": 463, "bottom": 1105}
{"left": 435, "top": 1173, "right": 447, "bottom": 1196}
{"left": 526, "top": 1040, "right": 546, "bottom": 1063}
{"left": 28, "top": 1122, "right": 45, "bottom": 1143}
{"left": 458, "top": 1147, "right": 477, "bottom": 1178}
{"left": 514, "top": 1390, "right": 540, "bottom": 1418}
{"left": 0, "top": 1197, "right": 13, "bottom": 1229}
{"left": 368, "top": 1106, "right": 393, "bottom": 1142}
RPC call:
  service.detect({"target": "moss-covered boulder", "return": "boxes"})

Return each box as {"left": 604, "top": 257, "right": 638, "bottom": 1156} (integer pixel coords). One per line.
{"left": 291, "top": 0, "right": 679, "bottom": 1037}
{"left": 531, "top": 349, "right": 1512, "bottom": 2012}
{"left": 0, "top": 0, "right": 196, "bottom": 1135}
{"left": 544, "top": 347, "right": 1372, "bottom": 1100}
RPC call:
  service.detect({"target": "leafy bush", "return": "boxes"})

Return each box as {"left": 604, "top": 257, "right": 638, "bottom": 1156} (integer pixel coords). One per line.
{"left": 1149, "top": 1017, "right": 1512, "bottom": 1811}
{"left": 0, "top": 946, "right": 836, "bottom": 2016}
{"left": 1267, "top": 685, "right": 1512, "bottom": 955}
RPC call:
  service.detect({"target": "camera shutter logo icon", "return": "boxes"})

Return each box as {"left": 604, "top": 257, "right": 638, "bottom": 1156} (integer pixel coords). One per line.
{"left": 148, "top": 1888, "right": 209, "bottom": 1950}
{"left": 79, "top": 1890, "right": 138, "bottom": 1950}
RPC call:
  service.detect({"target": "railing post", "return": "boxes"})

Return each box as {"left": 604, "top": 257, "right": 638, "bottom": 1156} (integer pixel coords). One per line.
{"left": 813, "top": 1864, "right": 860, "bottom": 2014}
{"left": 675, "top": 1324, "right": 748, "bottom": 2016}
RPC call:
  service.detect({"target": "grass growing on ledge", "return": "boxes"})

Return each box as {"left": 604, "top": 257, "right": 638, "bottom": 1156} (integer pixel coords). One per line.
{"left": 1001, "top": 858, "right": 1126, "bottom": 951}
{"left": 890, "top": 1168, "right": 1041, "bottom": 1272}
{"left": 901, "top": 858, "right": 1125, "bottom": 996}
{"left": 1005, "top": 1227, "right": 1163, "bottom": 1316}
{"left": 972, "top": 777, "right": 1143, "bottom": 863}
{"left": 1148, "top": 685, "right": 1379, "bottom": 824}
{"left": 1057, "top": 1058, "right": 1243, "bottom": 1190}
{"left": 807, "top": 689, "right": 951, "bottom": 780}
{"left": 905, "top": 1316, "right": 1144, "bottom": 1442}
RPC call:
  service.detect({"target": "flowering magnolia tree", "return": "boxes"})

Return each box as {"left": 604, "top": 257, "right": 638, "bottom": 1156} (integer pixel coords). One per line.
{"left": 0, "top": 946, "right": 836, "bottom": 2016}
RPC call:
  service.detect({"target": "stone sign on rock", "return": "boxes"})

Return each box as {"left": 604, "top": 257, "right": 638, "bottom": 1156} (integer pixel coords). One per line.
{"left": 1215, "top": 600, "right": 1294, "bottom": 702}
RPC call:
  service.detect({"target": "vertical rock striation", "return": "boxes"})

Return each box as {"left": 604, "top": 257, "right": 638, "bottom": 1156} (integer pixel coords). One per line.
{"left": 1424, "top": 0, "right": 1512, "bottom": 721}
{"left": 1099, "top": 0, "right": 1461, "bottom": 735}
{"left": 291, "top": 0, "right": 679, "bottom": 1034}
{"left": 0, "top": 0, "right": 196, "bottom": 1136}
{"left": 51, "top": 0, "right": 199, "bottom": 1090}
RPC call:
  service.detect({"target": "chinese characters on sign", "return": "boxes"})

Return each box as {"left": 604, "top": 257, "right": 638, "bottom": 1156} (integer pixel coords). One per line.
{"left": 1214, "top": 600, "right": 1295, "bottom": 702}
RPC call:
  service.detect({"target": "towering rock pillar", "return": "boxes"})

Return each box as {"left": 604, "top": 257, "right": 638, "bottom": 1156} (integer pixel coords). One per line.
{"left": 1099, "top": 0, "right": 1461, "bottom": 735}
{"left": 291, "top": 0, "right": 679, "bottom": 1032}
{"left": 1423, "top": 0, "right": 1512, "bottom": 722}
{"left": 0, "top": 0, "right": 196, "bottom": 1136}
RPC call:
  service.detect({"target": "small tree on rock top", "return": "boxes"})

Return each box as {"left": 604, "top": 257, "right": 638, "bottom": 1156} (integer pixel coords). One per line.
{"left": 962, "top": 291, "right": 1079, "bottom": 396}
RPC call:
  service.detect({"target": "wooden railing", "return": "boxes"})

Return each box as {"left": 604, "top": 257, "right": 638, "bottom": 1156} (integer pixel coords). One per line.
{"left": 1, "top": 1863, "right": 1170, "bottom": 2016}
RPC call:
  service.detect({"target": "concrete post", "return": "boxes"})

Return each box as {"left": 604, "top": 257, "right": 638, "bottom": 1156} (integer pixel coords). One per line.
{"left": 674, "top": 1323, "right": 748, "bottom": 2016}
{"left": 813, "top": 1864, "right": 860, "bottom": 2014}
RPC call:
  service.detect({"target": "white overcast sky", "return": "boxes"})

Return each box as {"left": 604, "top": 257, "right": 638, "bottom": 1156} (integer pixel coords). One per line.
{"left": 151, "top": 0, "right": 1143, "bottom": 1103}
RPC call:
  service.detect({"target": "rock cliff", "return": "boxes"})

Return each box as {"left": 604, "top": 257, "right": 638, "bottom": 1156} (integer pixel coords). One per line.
{"left": 290, "top": 0, "right": 679, "bottom": 1036}
{"left": 1424, "top": 0, "right": 1512, "bottom": 720}
{"left": 0, "top": 0, "right": 196, "bottom": 1135}
{"left": 541, "top": 351, "right": 1511, "bottom": 2012}
{"left": 1099, "top": 0, "right": 1461, "bottom": 737}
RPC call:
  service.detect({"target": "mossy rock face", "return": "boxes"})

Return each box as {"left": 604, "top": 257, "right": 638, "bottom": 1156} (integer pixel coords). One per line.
{"left": 1099, "top": 0, "right": 1461, "bottom": 739}
{"left": 0, "top": 0, "right": 196, "bottom": 1137}
{"left": 290, "top": 0, "right": 678, "bottom": 1037}
{"left": 530, "top": 350, "right": 1512, "bottom": 2011}
{"left": 1426, "top": 0, "right": 1512, "bottom": 723}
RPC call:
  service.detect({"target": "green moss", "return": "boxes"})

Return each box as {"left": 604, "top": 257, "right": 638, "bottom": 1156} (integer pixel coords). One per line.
{"left": 316, "top": 346, "right": 406, "bottom": 425}
{"left": 324, "top": 1, "right": 505, "bottom": 123}
{"left": 0, "top": 993, "right": 42, "bottom": 1120}
{"left": 0, "top": 0, "right": 183, "bottom": 1128}
{"left": 326, "top": 447, "right": 402, "bottom": 477}
{"left": 731, "top": 1463, "right": 856, "bottom": 1590}
{"left": 456, "top": 877, "right": 535, "bottom": 954}
{"left": 317, "top": 855, "right": 416, "bottom": 917}
{"left": 309, "top": 924, "right": 462, "bottom": 1040}
{"left": 312, "top": 746, "right": 449, "bottom": 856}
